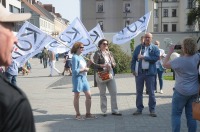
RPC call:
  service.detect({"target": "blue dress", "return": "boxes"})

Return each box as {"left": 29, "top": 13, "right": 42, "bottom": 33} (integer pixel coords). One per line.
{"left": 71, "top": 54, "right": 90, "bottom": 92}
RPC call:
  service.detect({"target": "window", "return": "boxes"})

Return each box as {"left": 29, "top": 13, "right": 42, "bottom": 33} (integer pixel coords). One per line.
{"left": 188, "top": 0, "right": 194, "bottom": 9}
{"left": 98, "top": 21, "right": 104, "bottom": 31}
{"left": 172, "top": 9, "right": 176, "bottom": 17}
{"left": 162, "top": 0, "right": 168, "bottom": 2}
{"left": 125, "top": 19, "right": 130, "bottom": 27}
{"left": 172, "top": 24, "right": 176, "bottom": 32}
{"left": 21, "top": 7, "right": 24, "bottom": 13}
{"left": 96, "top": 2, "right": 104, "bottom": 13}
{"left": 154, "top": 9, "right": 158, "bottom": 18}
{"left": 163, "top": 9, "right": 168, "bottom": 17}
{"left": 163, "top": 24, "right": 168, "bottom": 32}
{"left": 124, "top": 3, "right": 131, "bottom": 13}
{"left": 154, "top": 24, "right": 158, "bottom": 32}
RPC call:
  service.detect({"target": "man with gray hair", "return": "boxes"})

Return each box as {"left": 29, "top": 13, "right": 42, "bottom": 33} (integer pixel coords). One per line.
{"left": 0, "top": 4, "right": 35, "bottom": 132}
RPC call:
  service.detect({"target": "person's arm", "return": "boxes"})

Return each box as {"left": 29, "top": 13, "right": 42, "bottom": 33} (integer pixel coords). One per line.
{"left": 163, "top": 45, "right": 175, "bottom": 69}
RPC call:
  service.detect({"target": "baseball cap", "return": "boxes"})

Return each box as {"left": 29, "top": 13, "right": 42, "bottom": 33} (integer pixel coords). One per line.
{"left": 0, "top": 4, "right": 31, "bottom": 22}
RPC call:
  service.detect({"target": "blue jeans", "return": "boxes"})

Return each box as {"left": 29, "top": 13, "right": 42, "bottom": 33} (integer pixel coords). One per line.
{"left": 5, "top": 72, "right": 17, "bottom": 86}
{"left": 155, "top": 68, "right": 164, "bottom": 91}
{"left": 172, "top": 90, "right": 197, "bottom": 132}
{"left": 135, "top": 73, "right": 156, "bottom": 112}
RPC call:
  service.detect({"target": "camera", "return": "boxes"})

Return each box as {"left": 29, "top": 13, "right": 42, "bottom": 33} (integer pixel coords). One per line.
{"left": 174, "top": 45, "right": 182, "bottom": 50}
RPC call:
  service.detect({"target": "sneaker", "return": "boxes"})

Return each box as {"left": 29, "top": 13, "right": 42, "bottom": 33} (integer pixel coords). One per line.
{"left": 150, "top": 112, "right": 157, "bottom": 117}
{"left": 133, "top": 111, "right": 142, "bottom": 115}
{"left": 85, "top": 113, "right": 97, "bottom": 119}
{"left": 61, "top": 72, "right": 64, "bottom": 76}
{"left": 160, "top": 90, "right": 163, "bottom": 94}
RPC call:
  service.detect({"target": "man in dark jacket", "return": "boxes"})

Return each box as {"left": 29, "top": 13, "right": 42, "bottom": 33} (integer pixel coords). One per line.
{"left": 0, "top": 4, "right": 35, "bottom": 132}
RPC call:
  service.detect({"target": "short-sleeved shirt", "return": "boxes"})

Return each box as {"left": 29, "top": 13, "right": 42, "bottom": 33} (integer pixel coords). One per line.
{"left": 0, "top": 73, "right": 35, "bottom": 132}
{"left": 170, "top": 53, "right": 199, "bottom": 95}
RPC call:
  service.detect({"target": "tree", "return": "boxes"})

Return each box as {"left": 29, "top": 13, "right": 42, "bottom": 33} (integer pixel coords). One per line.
{"left": 187, "top": 0, "right": 200, "bottom": 31}
{"left": 130, "top": 39, "right": 135, "bottom": 54}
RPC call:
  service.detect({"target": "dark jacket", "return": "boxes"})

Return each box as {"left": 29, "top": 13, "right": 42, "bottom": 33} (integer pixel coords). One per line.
{"left": 93, "top": 50, "right": 116, "bottom": 72}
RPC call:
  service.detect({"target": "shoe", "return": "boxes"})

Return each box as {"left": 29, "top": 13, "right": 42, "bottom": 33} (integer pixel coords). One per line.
{"left": 155, "top": 91, "right": 157, "bottom": 93}
{"left": 102, "top": 113, "right": 107, "bottom": 117}
{"left": 133, "top": 111, "right": 142, "bottom": 115}
{"left": 112, "top": 112, "right": 122, "bottom": 116}
{"left": 85, "top": 113, "right": 97, "bottom": 119}
{"left": 62, "top": 72, "right": 64, "bottom": 76}
{"left": 160, "top": 90, "right": 163, "bottom": 94}
{"left": 75, "top": 115, "right": 85, "bottom": 120}
{"left": 150, "top": 112, "right": 157, "bottom": 117}
{"left": 48, "top": 74, "right": 52, "bottom": 77}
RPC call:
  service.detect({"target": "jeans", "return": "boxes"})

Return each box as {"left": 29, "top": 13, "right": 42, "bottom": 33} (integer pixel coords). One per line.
{"left": 135, "top": 73, "right": 156, "bottom": 112}
{"left": 5, "top": 72, "right": 17, "bottom": 86}
{"left": 172, "top": 89, "right": 197, "bottom": 132}
{"left": 155, "top": 68, "right": 164, "bottom": 91}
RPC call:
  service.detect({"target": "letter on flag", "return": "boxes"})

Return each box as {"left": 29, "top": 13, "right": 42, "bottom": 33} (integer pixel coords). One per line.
{"left": 12, "top": 21, "right": 51, "bottom": 59}
{"left": 58, "top": 17, "right": 96, "bottom": 54}
{"left": 113, "top": 11, "right": 151, "bottom": 44}
{"left": 89, "top": 23, "right": 105, "bottom": 45}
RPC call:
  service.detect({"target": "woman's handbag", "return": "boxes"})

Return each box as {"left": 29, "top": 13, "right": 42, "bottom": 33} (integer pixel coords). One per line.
{"left": 97, "top": 70, "right": 113, "bottom": 83}
{"left": 192, "top": 59, "right": 200, "bottom": 121}
{"left": 192, "top": 93, "right": 200, "bottom": 121}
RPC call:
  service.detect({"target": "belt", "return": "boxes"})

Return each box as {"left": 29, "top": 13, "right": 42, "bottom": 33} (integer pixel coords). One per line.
{"left": 141, "top": 69, "right": 148, "bottom": 73}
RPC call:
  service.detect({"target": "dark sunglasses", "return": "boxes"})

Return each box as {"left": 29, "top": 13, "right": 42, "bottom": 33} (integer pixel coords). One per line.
{"left": 102, "top": 43, "right": 108, "bottom": 46}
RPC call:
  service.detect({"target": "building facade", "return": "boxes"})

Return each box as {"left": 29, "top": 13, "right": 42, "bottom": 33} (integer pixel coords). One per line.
{"left": 80, "top": 0, "right": 154, "bottom": 33}
{"left": 154, "top": 0, "right": 199, "bottom": 32}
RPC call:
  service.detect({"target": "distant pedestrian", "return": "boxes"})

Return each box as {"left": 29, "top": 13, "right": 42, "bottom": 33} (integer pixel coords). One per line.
{"left": 48, "top": 50, "right": 61, "bottom": 77}
{"left": 62, "top": 51, "right": 72, "bottom": 76}
{"left": 42, "top": 47, "right": 48, "bottom": 68}
{"left": 71, "top": 42, "right": 96, "bottom": 120}
{"left": 5, "top": 60, "right": 18, "bottom": 86}
{"left": 154, "top": 40, "right": 166, "bottom": 94}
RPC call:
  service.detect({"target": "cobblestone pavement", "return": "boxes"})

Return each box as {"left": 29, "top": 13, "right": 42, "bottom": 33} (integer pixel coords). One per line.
{"left": 17, "top": 58, "right": 200, "bottom": 132}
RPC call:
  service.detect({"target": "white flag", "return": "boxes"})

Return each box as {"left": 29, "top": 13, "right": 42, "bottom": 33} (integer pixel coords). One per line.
{"left": 113, "top": 11, "right": 151, "bottom": 44}
{"left": 14, "top": 36, "right": 53, "bottom": 67}
{"left": 46, "top": 39, "right": 69, "bottom": 54}
{"left": 89, "top": 23, "right": 105, "bottom": 45}
{"left": 12, "top": 21, "right": 50, "bottom": 58}
{"left": 58, "top": 17, "right": 96, "bottom": 54}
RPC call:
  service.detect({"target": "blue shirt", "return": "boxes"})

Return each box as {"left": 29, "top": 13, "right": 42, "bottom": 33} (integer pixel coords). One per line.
{"left": 6, "top": 61, "right": 18, "bottom": 76}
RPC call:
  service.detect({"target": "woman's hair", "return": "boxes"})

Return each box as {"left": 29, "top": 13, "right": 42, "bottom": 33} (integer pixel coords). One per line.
{"left": 71, "top": 42, "right": 83, "bottom": 54}
{"left": 98, "top": 39, "right": 109, "bottom": 47}
{"left": 182, "top": 37, "right": 197, "bottom": 55}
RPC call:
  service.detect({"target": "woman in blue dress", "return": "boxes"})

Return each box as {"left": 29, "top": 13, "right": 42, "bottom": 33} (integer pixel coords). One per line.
{"left": 71, "top": 42, "right": 96, "bottom": 120}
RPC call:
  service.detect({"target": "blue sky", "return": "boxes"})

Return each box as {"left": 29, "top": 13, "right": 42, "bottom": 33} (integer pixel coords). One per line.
{"left": 39, "top": 0, "right": 80, "bottom": 23}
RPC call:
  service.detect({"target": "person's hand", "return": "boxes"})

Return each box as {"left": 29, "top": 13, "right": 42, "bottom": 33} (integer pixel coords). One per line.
{"left": 132, "top": 71, "right": 136, "bottom": 76}
{"left": 168, "top": 45, "right": 175, "bottom": 54}
{"left": 84, "top": 67, "right": 89, "bottom": 72}
{"left": 138, "top": 54, "right": 144, "bottom": 60}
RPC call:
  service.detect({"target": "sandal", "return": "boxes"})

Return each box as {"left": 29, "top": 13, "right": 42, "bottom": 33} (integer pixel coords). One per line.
{"left": 85, "top": 113, "right": 97, "bottom": 119}
{"left": 75, "top": 114, "right": 84, "bottom": 120}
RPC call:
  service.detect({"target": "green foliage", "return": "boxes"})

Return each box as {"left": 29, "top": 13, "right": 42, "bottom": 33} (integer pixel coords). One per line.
{"left": 109, "top": 43, "right": 132, "bottom": 74}
{"left": 187, "top": 0, "right": 200, "bottom": 30}
{"left": 130, "top": 39, "right": 135, "bottom": 54}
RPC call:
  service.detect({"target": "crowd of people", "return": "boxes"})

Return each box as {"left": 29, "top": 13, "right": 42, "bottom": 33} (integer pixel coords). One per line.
{"left": 0, "top": 4, "right": 199, "bottom": 132}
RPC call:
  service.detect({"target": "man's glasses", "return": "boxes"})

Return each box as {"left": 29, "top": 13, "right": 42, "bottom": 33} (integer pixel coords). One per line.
{"left": 102, "top": 43, "right": 108, "bottom": 46}
{"left": 79, "top": 46, "right": 84, "bottom": 49}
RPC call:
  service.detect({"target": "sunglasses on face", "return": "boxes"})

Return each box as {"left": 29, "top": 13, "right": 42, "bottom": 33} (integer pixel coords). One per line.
{"left": 79, "top": 46, "right": 84, "bottom": 49}
{"left": 102, "top": 43, "right": 108, "bottom": 46}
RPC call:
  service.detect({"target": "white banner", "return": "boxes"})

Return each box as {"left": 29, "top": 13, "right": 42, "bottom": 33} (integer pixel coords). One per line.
{"left": 15, "top": 36, "right": 53, "bottom": 67}
{"left": 113, "top": 11, "right": 151, "bottom": 44}
{"left": 45, "top": 39, "right": 69, "bottom": 54}
{"left": 12, "top": 21, "right": 50, "bottom": 59}
{"left": 58, "top": 17, "right": 96, "bottom": 54}
{"left": 89, "top": 23, "right": 105, "bottom": 46}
